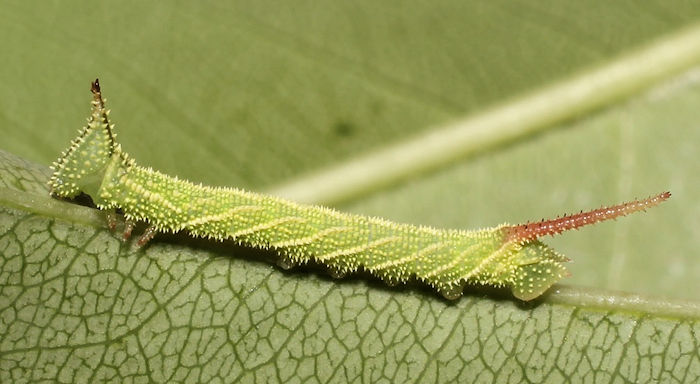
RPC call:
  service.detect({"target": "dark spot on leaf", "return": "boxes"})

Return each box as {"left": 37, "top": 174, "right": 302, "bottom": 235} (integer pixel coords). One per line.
{"left": 333, "top": 121, "right": 355, "bottom": 137}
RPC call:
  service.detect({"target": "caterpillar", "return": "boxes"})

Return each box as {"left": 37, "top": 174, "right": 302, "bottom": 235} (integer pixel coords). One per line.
{"left": 48, "top": 79, "right": 670, "bottom": 301}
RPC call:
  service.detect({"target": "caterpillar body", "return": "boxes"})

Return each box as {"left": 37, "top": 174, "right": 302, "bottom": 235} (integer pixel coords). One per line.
{"left": 49, "top": 80, "right": 670, "bottom": 301}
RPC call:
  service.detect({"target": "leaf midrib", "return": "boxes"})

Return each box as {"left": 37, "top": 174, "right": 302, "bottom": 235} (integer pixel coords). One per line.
{"left": 3, "top": 182, "right": 699, "bottom": 320}
{"left": 266, "top": 22, "right": 700, "bottom": 206}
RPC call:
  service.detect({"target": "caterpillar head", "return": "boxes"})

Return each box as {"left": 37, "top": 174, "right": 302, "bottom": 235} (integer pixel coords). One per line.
{"left": 49, "top": 79, "right": 117, "bottom": 199}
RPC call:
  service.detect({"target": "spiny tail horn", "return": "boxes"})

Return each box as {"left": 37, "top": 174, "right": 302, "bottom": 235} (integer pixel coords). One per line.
{"left": 504, "top": 191, "right": 671, "bottom": 243}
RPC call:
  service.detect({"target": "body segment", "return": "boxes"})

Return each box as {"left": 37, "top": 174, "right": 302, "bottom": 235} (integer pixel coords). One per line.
{"left": 49, "top": 80, "right": 669, "bottom": 301}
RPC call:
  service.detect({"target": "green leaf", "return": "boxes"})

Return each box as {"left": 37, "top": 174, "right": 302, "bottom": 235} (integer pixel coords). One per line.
{"left": 2, "top": 1, "right": 700, "bottom": 382}
{"left": 1, "top": 156, "right": 699, "bottom": 382}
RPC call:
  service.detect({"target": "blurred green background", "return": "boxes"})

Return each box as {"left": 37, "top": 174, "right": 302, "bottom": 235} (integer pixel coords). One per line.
{"left": 1, "top": 0, "right": 699, "bottom": 299}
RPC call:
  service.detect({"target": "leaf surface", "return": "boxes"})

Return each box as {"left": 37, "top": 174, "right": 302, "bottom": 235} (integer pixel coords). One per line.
{"left": 1, "top": 1, "right": 700, "bottom": 382}
{"left": 1, "top": 155, "right": 699, "bottom": 382}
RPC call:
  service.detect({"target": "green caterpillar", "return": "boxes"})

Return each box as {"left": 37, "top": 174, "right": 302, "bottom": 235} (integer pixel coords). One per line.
{"left": 49, "top": 79, "right": 670, "bottom": 301}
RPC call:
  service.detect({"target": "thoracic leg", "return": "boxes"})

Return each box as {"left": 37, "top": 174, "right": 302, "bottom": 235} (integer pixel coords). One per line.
{"left": 106, "top": 210, "right": 118, "bottom": 232}
{"left": 137, "top": 226, "right": 158, "bottom": 247}
{"left": 122, "top": 219, "right": 135, "bottom": 242}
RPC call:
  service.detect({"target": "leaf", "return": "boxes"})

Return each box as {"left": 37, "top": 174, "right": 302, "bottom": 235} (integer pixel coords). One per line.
{"left": 2, "top": 1, "right": 700, "bottom": 382}
{"left": 1, "top": 151, "right": 700, "bottom": 383}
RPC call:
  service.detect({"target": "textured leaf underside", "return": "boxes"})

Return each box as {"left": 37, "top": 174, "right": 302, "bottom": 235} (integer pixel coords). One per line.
{"left": 1, "top": 147, "right": 700, "bottom": 383}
